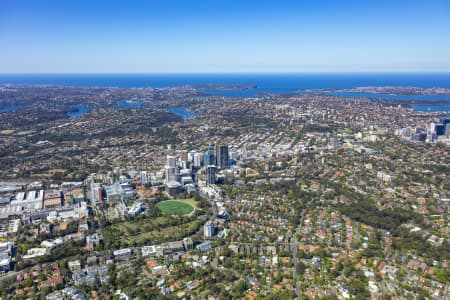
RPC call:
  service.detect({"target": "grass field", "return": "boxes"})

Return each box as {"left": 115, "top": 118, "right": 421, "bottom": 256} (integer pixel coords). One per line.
{"left": 156, "top": 200, "right": 195, "bottom": 215}
{"left": 103, "top": 218, "right": 203, "bottom": 247}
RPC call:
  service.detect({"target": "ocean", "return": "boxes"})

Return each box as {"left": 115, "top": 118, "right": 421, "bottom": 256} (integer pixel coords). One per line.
{"left": 1, "top": 73, "right": 450, "bottom": 90}
{"left": 1, "top": 73, "right": 450, "bottom": 111}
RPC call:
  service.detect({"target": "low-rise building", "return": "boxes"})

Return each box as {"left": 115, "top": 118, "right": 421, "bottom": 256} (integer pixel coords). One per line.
{"left": 113, "top": 248, "right": 132, "bottom": 259}
{"left": 43, "top": 190, "right": 63, "bottom": 209}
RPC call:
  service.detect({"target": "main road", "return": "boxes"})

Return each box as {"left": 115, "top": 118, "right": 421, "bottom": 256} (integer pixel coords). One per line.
{"left": 292, "top": 209, "right": 305, "bottom": 300}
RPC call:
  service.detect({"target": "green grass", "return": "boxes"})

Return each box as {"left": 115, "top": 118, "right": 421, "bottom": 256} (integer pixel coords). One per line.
{"left": 156, "top": 200, "right": 194, "bottom": 215}
{"left": 102, "top": 218, "right": 203, "bottom": 247}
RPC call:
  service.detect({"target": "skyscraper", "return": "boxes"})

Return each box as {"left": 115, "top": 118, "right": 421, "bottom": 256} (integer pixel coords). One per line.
{"left": 206, "top": 165, "right": 216, "bottom": 185}
{"left": 180, "top": 151, "right": 188, "bottom": 163}
{"left": 434, "top": 124, "right": 445, "bottom": 136}
{"left": 165, "top": 166, "right": 178, "bottom": 183}
{"left": 90, "top": 182, "right": 103, "bottom": 204}
{"left": 165, "top": 155, "right": 179, "bottom": 183}
{"left": 166, "top": 156, "right": 177, "bottom": 168}
{"left": 205, "top": 145, "right": 215, "bottom": 166}
{"left": 203, "top": 220, "right": 217, "bottom": 237}
{"left": 215, "top": 144, "right": 230, "bottom": 169}
{"left": 442, "top": 118, "right": 450, "bottom": 136}
{"left": 193, "top": 152, "right": 203, "bottom": 168}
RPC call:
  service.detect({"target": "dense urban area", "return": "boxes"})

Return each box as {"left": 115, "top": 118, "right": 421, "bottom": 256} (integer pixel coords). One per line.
{"left": 0, "top": 84, "right": 449, "bottom": 300}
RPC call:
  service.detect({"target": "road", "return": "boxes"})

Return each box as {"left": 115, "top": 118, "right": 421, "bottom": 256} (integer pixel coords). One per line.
{"left": 292, "top": 209, "right": 305, "bottom": 300}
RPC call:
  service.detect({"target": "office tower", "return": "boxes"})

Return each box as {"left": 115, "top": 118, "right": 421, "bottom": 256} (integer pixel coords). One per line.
{"left": 203, "top": 220, "right": 216, "bottom": 237}
{"left": 165, "top": 166, "right": 178, "bottom": 183}
{"left": 193, "top": 152, "right": 203, "bottom": 168}
{"left": 442, "top": 118, "right": 450, "bottom": 137}
{"left": 434, "top": 124, "right": 445, "bottom": 136}
{"left": 180, "top": 150, "right": 188, "bottom": 162}
{"left": 426, "top": 132, "right": 435, "bottom": 143}
{"left": 90, "top": 182, "right": 103, "bottom": 204}
{"left": 164, "top": 155, "right": 179, "bottom": 183}
{"left": 206, "top": 165, "right": 216, "bottom": 185}
{"left": 166, "top": 155, "right": 177, "bottom": 168}
{"left": 230, "top": 147, "right": 237, "bottom": 161}
{"left": 429, "top": 122, "right": 436, "bottom": 133}
{"left": 205, "top": 145, "right": 215, "bottom": 166}
{"left": 216, "top": 144, "right": 230, "bottom": 169}
{"left": 445, "top": 124, "right": 450, "bottom": 137}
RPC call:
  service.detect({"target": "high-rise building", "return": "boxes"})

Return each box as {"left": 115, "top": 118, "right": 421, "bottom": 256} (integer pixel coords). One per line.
{"left": 445, "top": 124, "right": 450, "bottom": 137}
{"left": 230, "top": 147, "right": 238, "bottom": 161}
{"left": 166, "top": 156, "right": 177, "bottom": 168}
{"left": 206, "top": 165, "right": 216, "bottom": 185}
{"left": 193, "top": 153, "right": 203, "bottom": 168}
{"left": 442, "top": 118, "right": 450, "bottom": 136}
{"left": 203, "top": 220, "right": 216, "bottom": 237}
{"left": 90, "top": 182, "right": 103, "bottom": 204}
{"left": 165, "top": 166, "right": 178, "bottom": 183}
{"left": 179, "top": 151, "right": 188, "bottom": 163}
{"left": 215, "top": 145, "right": 230, "bottom": 169}
{"left": 165, "top": 155, "right": 179, "bottom": 183}
{"left": 435, "top": 124, "right": 445, "bottom": 136}
{"left": 205, "top": 145, "right": 215, "bottom": 166}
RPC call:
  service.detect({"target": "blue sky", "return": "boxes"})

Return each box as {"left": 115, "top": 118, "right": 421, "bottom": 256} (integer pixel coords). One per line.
{"left": 1, "top": 0, "right": 449, "bottom": 73}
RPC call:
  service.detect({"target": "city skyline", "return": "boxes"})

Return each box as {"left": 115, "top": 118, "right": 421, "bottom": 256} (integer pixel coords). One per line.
{"left": 1, "top": 0, "right": 450, "bottom": 73}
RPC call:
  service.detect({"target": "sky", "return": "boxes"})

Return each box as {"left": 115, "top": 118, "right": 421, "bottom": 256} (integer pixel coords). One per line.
{"left": 1, "top": 0, "right": 450, "bottom": 73}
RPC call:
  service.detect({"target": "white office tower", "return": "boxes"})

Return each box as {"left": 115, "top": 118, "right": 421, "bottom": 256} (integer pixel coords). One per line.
{"left": 165, "top": 166, "right": 178, "bottom": 183}
{"left": 429, "top": 123, "right": 436, "bottom": 133}
{"left": 187, "top": 152, "right": 195, "bottom": 162}
{"left": 166, "top": 155, "right": 177, "bottom": 168}
{"left": 230, "top": 148, "right": 238, "bottom": 161}
{"left": 193, "top": 153, "right": 203, "bottom": 168}
{"left": 204, "top": 220, "right": 216, "bottom": 237}
{"left": 426, "top": 128, "right": 436, "bottom": 143}
{"left": 165, "top": 155, "right": 179, "bottom": 183}
{"left": 90, "top": 182, "right": 101, "bottom": 204}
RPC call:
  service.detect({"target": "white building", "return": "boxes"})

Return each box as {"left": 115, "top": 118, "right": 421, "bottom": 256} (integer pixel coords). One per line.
{"left": 141, "top": 245, "right": 157, "bottom": 257}
{"left": 166, "top": 156, "right": 177, "bottom": 168}
{"left": 203, "top": 221, "right": 216, "bottom": 238}
{"left": 113, "top": 248, "right": 132, "bottom": 259}
{"left": 193, "top": 153, "right": 203, "bottom": 167}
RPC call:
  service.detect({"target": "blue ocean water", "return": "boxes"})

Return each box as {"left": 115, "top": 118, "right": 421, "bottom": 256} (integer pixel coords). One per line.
{"left": 1, "top": 73, "right": 450, "bottom": 90}
{"left": 168, "top": 107, "right": 197, "bottom": 120}
{"left": 117, "top": 100, "right": 142, "bottom": 109}
{"left": 329, "top": 91, "right": 450, "bottom": 101}
{"left": 66, "top": 104, "right": 90, "bottom": 118}
{"left": 0, "top": 104, "right": 24, "bottom": 112}
{"left": 1, "top": 73, "right": 450, "bottom": 111}
{"left": 412, "top": 104, "right": 450, "bottom": 112}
